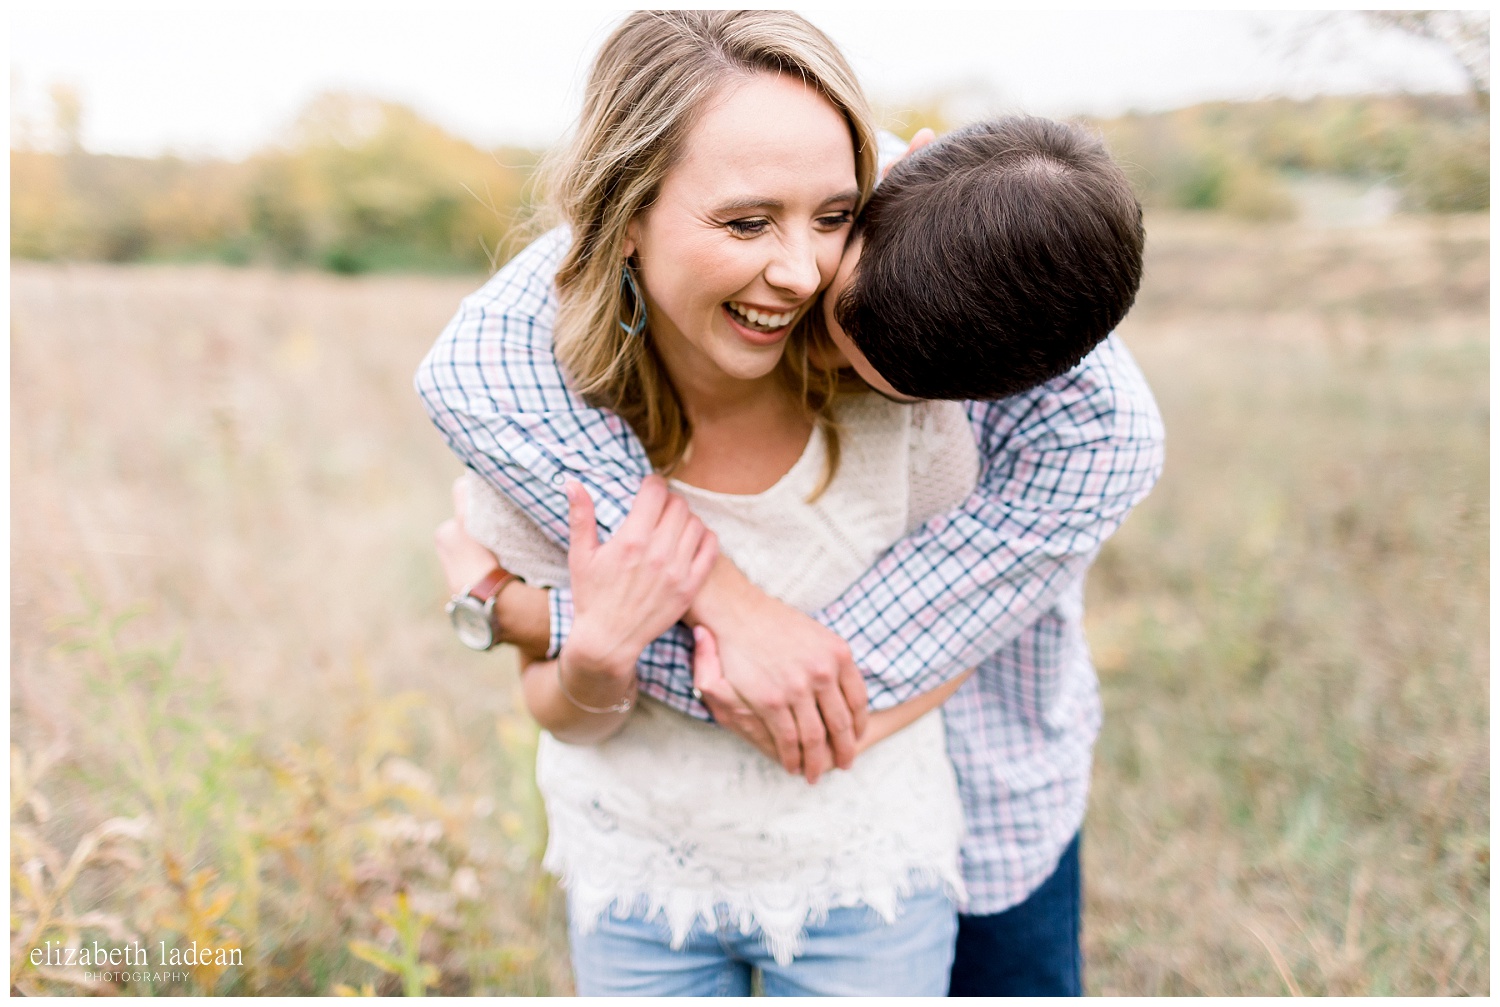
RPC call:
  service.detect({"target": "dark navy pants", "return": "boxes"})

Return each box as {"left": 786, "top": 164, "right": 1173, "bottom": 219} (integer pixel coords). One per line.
{"left": 948, "top": 832, "right": 1083, "bottom": 996}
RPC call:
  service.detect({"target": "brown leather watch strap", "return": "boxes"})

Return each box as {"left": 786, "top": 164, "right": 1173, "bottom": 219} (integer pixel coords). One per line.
{"left": 466, "top": 566, "right": 516, "bottom": 603}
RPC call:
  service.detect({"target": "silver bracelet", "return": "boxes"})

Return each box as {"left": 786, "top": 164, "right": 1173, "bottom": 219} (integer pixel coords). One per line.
{"left": 556, "top": 657, "right": 635, "bottom": 715}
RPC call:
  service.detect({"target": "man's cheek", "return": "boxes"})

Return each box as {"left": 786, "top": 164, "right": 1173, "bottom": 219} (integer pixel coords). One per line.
{"left": 821, "top": 306, "right": 855, "bottom": 368}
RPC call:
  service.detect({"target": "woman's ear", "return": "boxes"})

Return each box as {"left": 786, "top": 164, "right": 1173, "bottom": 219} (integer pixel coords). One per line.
{"left": 624, "top": 218, "right": 640, "bottom": 260}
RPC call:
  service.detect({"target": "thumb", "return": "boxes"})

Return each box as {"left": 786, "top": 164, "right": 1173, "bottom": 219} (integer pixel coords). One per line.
{"left": 564, "top": 479, "right": 599, "bottom": 560}
{"left": 692, "top": 625, "right": 723, "bottom": 693}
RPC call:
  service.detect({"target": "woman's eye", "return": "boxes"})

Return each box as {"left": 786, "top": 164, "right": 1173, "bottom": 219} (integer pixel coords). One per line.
{"left": 817, "top": 210, "right": 854, "bottom": 229}
{"left": 725, "top": 218, "right": 769, "bottom": 237}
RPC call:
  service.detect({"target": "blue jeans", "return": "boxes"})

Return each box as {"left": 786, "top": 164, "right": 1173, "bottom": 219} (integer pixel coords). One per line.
{"left": 949, "top": 832, "right": 1084, "bottom": 996}
{"left": 568, "top": 889, "right": 958, "bottom": 996}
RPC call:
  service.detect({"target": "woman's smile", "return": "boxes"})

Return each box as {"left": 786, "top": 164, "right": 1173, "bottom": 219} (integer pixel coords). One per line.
{"left": 722, "top": 300, "right": 805, "bottom": 345}
{"left": 724, "top": 300, "right": 798, "bottom": 333}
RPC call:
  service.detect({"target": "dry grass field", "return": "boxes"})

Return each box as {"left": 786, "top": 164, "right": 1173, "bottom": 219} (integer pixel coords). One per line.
{"left": 10, "top": 212, "right": 1488, "bottom": 995}
{"left": 1088, "top": 213, "right": 1488, "bottom": 995}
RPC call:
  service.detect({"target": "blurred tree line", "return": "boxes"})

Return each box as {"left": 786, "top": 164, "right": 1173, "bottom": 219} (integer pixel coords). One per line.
{"left": 1092, "top": 93, "right": 1488, "bottom": 220}
{"left": 883, "top": 91, "right": 1488, "bottom": 222}
{"left": 885, "top": 11, "right": 1489, "bottom": 222}
{"left": 11, "top": 85, "right": 1490, "bottom": 273}
{"left": 12, "top": 91, "right": 539, "bottom": 273}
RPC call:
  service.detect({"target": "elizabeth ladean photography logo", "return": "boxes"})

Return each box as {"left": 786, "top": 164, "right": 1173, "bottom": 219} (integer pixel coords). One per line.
{"left": 31, "top": 939, "right": 243, "bottom": 979}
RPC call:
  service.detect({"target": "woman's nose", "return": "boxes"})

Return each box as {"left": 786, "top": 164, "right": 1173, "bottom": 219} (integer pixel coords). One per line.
{"left": 763, "top": 233, "right": 822, "bottom": 300}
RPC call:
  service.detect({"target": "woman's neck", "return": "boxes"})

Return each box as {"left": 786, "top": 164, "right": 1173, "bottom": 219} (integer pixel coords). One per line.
{"left": 652, "top": 327, "right": 797, "bottom": 425}
{"left": 659, "top": 353, "right": 813, "bottom": 495}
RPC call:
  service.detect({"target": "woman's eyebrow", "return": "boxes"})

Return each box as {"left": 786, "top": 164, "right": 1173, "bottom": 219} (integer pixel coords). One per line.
{"left": 712, "top": 189, "right": 861, "bottom": 215}
{"left": 713, "top": 196, "right": 784, "bottom": 214}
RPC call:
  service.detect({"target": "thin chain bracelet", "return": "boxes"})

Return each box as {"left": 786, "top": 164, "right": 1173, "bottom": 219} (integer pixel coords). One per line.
{"left": 556, "top": 656, "right": 635, "bottom": 715}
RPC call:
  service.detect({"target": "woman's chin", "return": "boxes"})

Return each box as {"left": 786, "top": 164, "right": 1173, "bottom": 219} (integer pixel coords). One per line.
{"left": 705, "top": 318, "right": 792, "bottom": 381}
{"left": 717, "top": 349, "right": 786, "bottom": 383}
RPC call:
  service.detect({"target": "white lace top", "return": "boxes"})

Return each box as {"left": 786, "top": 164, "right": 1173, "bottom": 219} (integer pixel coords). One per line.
{"left": 466, "top": 394, "right": 980, "bottom": 965}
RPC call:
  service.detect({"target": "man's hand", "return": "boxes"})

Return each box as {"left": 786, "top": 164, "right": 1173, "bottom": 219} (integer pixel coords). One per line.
{"left": 691, "top": 626, "right": 778, "bottom": 762}
{"left": 881, "top": 128, "right": 935, "bottom": 181}
{"left": 435, "top": 476, "right": 507, "bottom": 595}
{"left": 688, "top": 559, "right": 868, "bottom": 783}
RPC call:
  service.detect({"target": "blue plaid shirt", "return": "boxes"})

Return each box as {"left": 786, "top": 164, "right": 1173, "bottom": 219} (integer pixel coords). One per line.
{"left": 415, "top": 228, "right": 1165, "bottom": 914}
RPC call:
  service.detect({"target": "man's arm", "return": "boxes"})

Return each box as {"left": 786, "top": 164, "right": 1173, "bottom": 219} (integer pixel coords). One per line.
{"left": 415, "top": 227, "right": 669, "bottom": 667}
{"left": 689, "top": 338, "right": 1164, "bottom": 761}
{"left": 416, "top": 228, "right": 648, "bottom": 545}
{"left": 416, "top": 233, "right": 1162, "bottom": 775}
{"left": 817, "top": 336, "right": 1165, "bottom": 708}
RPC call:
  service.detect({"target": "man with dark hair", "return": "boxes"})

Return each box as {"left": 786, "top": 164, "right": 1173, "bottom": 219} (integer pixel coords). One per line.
{"left": 835, "top": 116, "right": 1144, "bottom": 402}
{"left": 418, "top": 116, "right": 1165, "bottom": 996}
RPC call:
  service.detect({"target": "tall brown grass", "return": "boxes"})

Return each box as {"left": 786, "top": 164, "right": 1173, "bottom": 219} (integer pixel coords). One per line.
{"left": 11, "top": 267, "right": 562, "bottom": 994}
{"left": 10, "top": 212, "right": 1488, "bottom": 994}
{"left": 1087, "top": 213, "right": 1488, "bottom": 994}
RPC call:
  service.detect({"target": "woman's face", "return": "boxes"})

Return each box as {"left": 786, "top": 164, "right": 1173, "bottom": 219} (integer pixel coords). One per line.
{"left": 625, "top": 72, "right": 858, "bottom": 388}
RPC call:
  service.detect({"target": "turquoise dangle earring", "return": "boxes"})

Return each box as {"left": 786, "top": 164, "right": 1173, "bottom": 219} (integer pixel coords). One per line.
{"left": 618, "top": 264, "right": 648, "bottom": 337}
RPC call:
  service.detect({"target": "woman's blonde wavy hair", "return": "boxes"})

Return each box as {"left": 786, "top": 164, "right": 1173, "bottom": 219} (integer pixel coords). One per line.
{"left": 540, "top": 10, "right": 878, "bottom": 479}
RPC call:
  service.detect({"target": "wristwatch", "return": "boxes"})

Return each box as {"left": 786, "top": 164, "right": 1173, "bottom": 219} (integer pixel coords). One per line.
{"left": 445, "top": 566, "right": 516, "bottom": 651}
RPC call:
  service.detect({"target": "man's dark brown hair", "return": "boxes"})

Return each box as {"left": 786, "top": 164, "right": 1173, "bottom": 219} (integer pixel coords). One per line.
{"left": 837, "top": 116, "right": 1144, "bottom": 401}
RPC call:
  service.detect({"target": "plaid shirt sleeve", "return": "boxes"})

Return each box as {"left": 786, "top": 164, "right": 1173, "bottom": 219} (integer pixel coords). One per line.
{"left": 816, "top": 337, "right": 1166, "bottom": 710}
{"left": 413, "top": 228, "right": 699, "bottom": 706}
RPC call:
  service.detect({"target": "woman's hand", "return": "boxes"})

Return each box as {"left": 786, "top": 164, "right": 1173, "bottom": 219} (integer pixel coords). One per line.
{"left": 561, "top": 475, "right": 718, "bottom": 685}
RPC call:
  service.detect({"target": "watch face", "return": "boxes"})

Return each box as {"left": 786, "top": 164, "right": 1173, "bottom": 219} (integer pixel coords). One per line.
{"left": 450, "top": 599, "right": 494, "bottom": 650}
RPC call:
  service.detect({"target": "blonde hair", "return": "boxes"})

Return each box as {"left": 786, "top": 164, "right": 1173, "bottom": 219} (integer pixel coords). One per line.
{"left": 542, "top": 10, "right": 878, "bottom": 477}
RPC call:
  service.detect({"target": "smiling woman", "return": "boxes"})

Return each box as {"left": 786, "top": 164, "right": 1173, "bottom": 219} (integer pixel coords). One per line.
{"left": 624, "top": 72, "right": 859, "bottom": 495}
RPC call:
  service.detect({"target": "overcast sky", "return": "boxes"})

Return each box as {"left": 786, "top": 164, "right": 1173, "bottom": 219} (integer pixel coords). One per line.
{"left": 11, "top": 6, "right": 1476, "bottom": 158}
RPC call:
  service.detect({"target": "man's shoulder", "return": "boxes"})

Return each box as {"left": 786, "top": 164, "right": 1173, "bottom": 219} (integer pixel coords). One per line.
{"left": 415, "top": 226, "right": 574, "bottom": 415}
{"left": 967, "top": 335, "right": 1164, "bottom": 451}
{"left": 1064, "top": 334, "right": 1163, "bottom": 438}
{"left": 460, "top": 226, "right": 571, "bottom": 317}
